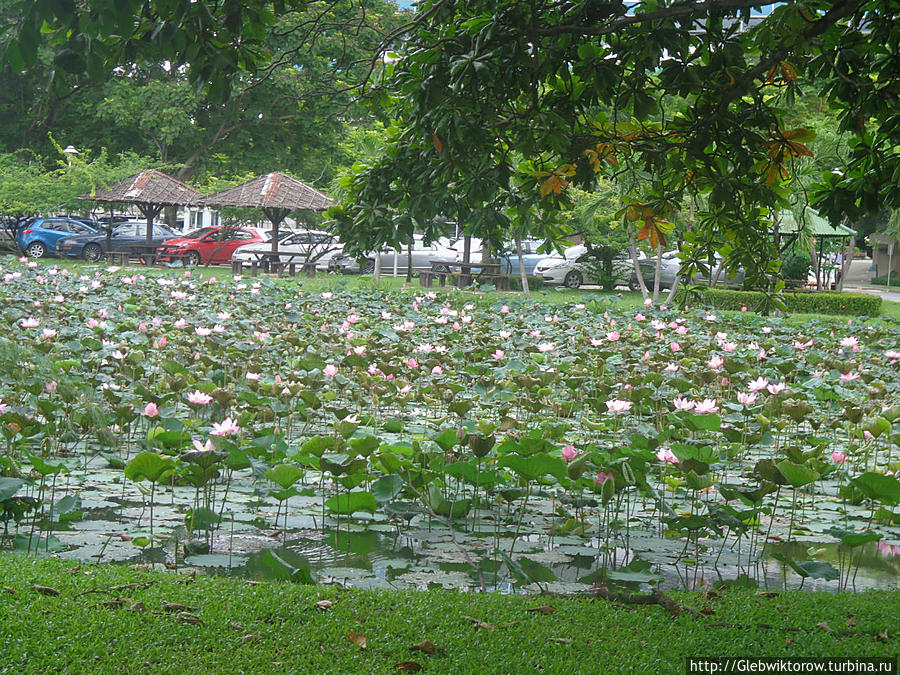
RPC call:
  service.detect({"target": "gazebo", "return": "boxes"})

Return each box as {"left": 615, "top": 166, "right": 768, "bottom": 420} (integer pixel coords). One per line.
{"left": 78, "top": 170, "right": 201, "bottom": 246}
{"left": 199, "top": 172, "right": 334, "bottom": 255}
{"left": 775, "top": 207, "right": 856, "bottom": 290}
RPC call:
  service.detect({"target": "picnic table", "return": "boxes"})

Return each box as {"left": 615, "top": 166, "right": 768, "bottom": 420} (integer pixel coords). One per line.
{"left": 420, "top": 260, "right": 511, "bottom": 290}
{"left": 231, "top": 251, "right": 316, "bottom": 277}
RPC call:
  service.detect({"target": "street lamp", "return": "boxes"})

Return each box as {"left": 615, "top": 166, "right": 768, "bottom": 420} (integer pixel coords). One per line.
{"left": 63, "top": 145, "right": 78, "bottom": 165}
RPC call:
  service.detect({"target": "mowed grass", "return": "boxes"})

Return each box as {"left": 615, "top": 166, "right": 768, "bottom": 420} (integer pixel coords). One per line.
{"left": 0, "top": 557, "right": 897, "bottom": 674}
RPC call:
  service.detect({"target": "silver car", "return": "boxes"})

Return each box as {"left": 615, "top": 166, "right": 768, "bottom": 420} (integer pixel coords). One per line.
{"left": 639, "top": 252, "right": 745, "bottom": 288}
{"left": 330, "top": 235, "right": 456, "bottom": 274}
{"left": 535, "top": 245, "right": 640, "bottom": 289}
{"left": 232, "top": 229, "right": 343, "bottom": 270}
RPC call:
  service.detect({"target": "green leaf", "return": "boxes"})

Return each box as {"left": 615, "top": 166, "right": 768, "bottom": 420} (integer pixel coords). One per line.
{"left": 371, "top": 474, "right": 403, "bottom": 505}
{"left": 265, "top": 463, "right": 305, "bottom": 489}
{"left": 683, "top": 413, "right": 722, "bottom": 431}
{"left": 325, "top": 491, "right": 377, "bottom": 515}
{"left": 499, "top": 453, "right": 567, "bottom": 481}
{"left": 607, "top": 558, "right": 663, "bottom": 585}
{"left": 124, "top": 452, "right": 176, "bottom": 483}
{"left": 775, "top": 460, "right": 820, "bottom": 488}
{"left": 850, "top": 472, "right": 900, "bottom": 505}
{"left": 0, "top": 478, "right": 24, "bottom": 501}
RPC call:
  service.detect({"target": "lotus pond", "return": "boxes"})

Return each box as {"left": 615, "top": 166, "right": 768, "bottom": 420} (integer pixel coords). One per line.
{"left": 0, "top": 259, "right": 898, "bottom": 593}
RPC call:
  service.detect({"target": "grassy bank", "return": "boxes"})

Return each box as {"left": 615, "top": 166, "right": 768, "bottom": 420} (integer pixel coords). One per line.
{"left": 0, "top": 557, "right": 897, "bottom": 674}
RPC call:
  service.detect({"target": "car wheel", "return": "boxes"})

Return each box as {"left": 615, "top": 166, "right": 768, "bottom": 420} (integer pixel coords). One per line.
{"left": 184, "top": 251, "right": 201, "bottom": 267}
{"left": 83, "top": 244, "right": 103, "bottom": 262}
{"left": 563, "top": 270, "right": 582, "bottom": 289}
{"left": 361, "top": 259, "right": 376, "bottom": 274}
{"left": 26, "top": 241, "right": 46, "bottom": 258}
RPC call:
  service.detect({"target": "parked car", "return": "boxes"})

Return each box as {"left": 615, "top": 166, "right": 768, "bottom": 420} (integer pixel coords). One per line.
{"left": 16, "top": 217, "right": 100, "bottom": 258}
{"left": 534, "top": 245, "right": 641, "bottom": 289}
{"left": 57, "top": 221, "right": 178, "bottom": 261}
{"left": 638, "top": 252, "right": 745, "bottom": 288}
{"left": 231, "top": 229, "right": 343, "bottom": 271}
{"left": 329, "top": 235, "right": 456, "bottom": 274}
{"left": 155, "top": 226, "right": 270, "bottom": 266}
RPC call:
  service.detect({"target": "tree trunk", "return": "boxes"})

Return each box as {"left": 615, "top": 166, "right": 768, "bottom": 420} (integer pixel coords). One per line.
{"left": 837, "top": 235, "right": 855, "bottom": 292}
{"left": 515, "top": 229, "right": 529, "bottom": 297}
{"left": 663, "top": 272, "right": 681, "bottom": 307}
{"left": 652, "top": 242, "right": 663, "bottom": 304}
{"left": 810, "top": 240, "right": 820, "bottom": 291}
{"left": 629, "top": 229, "right": 650, "bottom": 301}
{"left": 406, "top": 242, "right": 413, "bottom": 282}
{"left": 373, "top": 250, "right": 382, "bottom": 285}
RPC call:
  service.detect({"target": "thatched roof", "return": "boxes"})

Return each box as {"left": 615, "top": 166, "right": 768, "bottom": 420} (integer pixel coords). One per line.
{"left": 79, "top": 169, "right": 201, "bottom": 206}
{"left": 200, "top": 172, "right": 333, "bottom": 211}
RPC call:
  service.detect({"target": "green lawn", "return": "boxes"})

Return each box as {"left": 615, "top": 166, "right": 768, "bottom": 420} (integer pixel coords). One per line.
{"left": 0, "top": 557, "right": 897, "bottom": 675}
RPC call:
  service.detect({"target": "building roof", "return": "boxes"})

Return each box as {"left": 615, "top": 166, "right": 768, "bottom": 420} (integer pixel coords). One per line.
{"left": 79, "top": 169, "right": 201, "bottom": 206}
{"left": 200, "top": 172, "right": 333, "bottom": 211}
{"left": 776, "top": 208, "right": 856, "bottom": 237}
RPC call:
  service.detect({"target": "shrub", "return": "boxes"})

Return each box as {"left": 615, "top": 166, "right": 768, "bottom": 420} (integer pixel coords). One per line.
{"left": 871, "top": 276, "right": 900, "bottom": 288}
{"left": 782, "top": 254, "right": 811, "bottom": 281}
{"left": 696, "top": 288, "right": 881, "bottom": 316}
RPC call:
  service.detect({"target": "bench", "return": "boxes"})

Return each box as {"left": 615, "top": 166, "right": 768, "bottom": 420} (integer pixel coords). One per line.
{"left": 419, "top": 270, "right": 450, "bottom": 287}
{"left": 106, "top": 251, "right": 129, "bottom": 266}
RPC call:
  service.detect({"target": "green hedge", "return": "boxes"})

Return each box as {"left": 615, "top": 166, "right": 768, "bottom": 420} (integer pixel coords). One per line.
{"left": 696, "top": 288, "right": 881, "bottom": 316}
{"left": 872, "top": 276, "right": 900, "bottom": 288}
{"left": 507, "top": 275, "right": 545, "bottom": 291}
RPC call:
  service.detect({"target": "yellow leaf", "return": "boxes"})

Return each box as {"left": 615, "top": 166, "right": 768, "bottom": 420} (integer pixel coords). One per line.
{"left": 432, "top": 133, "right": 443, "bottom": 154}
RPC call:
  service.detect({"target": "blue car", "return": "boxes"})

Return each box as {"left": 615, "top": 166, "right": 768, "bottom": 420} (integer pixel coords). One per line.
{"left": 17, "top": 217, "right": 99, "bottom": 258}
{"left": 57, "top": 220, "right": 177, "bottom": 262}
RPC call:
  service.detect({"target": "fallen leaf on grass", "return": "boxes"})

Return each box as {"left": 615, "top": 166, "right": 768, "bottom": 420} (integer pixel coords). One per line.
{"left": 700, "top": 606, "right": 715, "bottom": 617}
{"left": 755, "top": 591, "right": 779, "bottom": 599}
{"left": 230, "top": 622, "right": 246, "bottom": 632}
{"left": 461, "top": 615, "right": 495, "bottom": 631}
{"left": 126, "top": 602, "right": 146, "bottom": 613}
{"left": 410, "top": 640, "right": 442, "bottom": 654}
{"left": 163, "top": 603, "right": 197, "bottom": 613}
{"left": 2, "top": 586, "right": 16, "bottom": 595}
{"left": 551, "top": 638, "right": 573, "bottom": 644}
{"left": 176, "top": 612, "right": 204, "bottom": 625}
{"left": 101, "top": 597, "right": 127, "bottom": 608}
{"left": 526, "top": 605, "right": 556, "bottom": 615}
{"left": 845, "top": 619, "right": 858, "bottom": 628}
{"left": 348, "top": 631, "right": 367, "bottom": 649}
{"left": 32, "top": 584, "right": 60, "bottom": 596}
{"left": 240, "top": 634, "right": 262, "bottom": 642}
{"left": 315, "top": 600, "right": 333, "bottom": 611}
{"left": 816, "top": 621, "right": 832, "bottom": 632}
{"left": 395, "top": 663, "right": 422, "bottom": 672}
{"left": 876, "top": 630, "right": 889, "bottom": 643}
{"left": 500, "top": 621, "right": 519, "bottom": 628}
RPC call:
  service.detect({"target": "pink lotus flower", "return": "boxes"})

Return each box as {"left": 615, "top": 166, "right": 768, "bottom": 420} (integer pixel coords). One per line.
{"left": 708, "top": 355, "right": 724, "bottom": 370}
{"left": 656, "top": 447, "right": 678, "bottom": 464}
{"left": 323, "top": 364, "right": 338, "bottom": 377}
{"left": 210, "top": 417, "right": 241, "bottom": 436}
{"left": 885, "top": 349, "right": 900, "bottom": 362}
{"left": 635, "top": 313, "right": 646, "bottom": 321}
{"left": 590, "top": 338, "right": 604, "bottom": 347}
{"left": 747, "top": 377, "right": 769, "bottom": 392}
{"left": 157, "top": 336, "right": 168, "bottom": 348}
{"left": 537, "top": 342, "right": 555, "bottom": 353}
{"left": 41, "top": 328, "right": 57, "bottom": 338}
{"left": 839, "top": 371, "right": 859, "bottom": 382}
{"left": 694, "top": 398, "right": 719, "bottom": 414}
{"left": 766, "top": 382, "right": 786, "bottom": 395}
{"left": 492, "top": 349, "right": 504, "bottom": 360}
{"left": 352, "top": 345, "right": 367, "bottom": 356}
{"left": 19, "top": 317, "right": 40, "bottom": 328}
{"left": 407, "top": 358, "right": 418, "bottom": 369}
{"left": 499, "top": 330, "right": 512, "bottom": 339}
{"left": 44, "top": 381, "right": 57, "bottom": 394}
{"left": 737, "top": 392, "right": 757, "bottom": 406}
{"left": 187, "top": 391, "right": 212, "bottom": 405}
{"left": 195, "top": 327, "right": 211, "bottom": 337}
{"left": 606, "top": 331, "right": 620, "bottom": 342}
{"left": 192, "top": 438, "right": 215, "bottom": 453}
{"left": 245, "top": 372, "right": 260, "bottom": 381}
{"left": 831, "top": 450, "right": 847, "bottom": 463}
{"left": 606, "top": 399, "right": 632, "bottom": 414}
{"left": 431, "top": 365, "right": 443, "bottom": 375}
{"left": 143, "top": 402, "right": 159, "bottom": 418}
{"left": 665, "top": 363, "right": 679, "bottom": 372}
{"left": 672, "top": 397, "right": 694, "bottom": 411}
{"left": 561, "top": 445, "right": 578, "bottom": 462}
{"left": 721, "top": 341, "right": 736, "bottom": 352}
{"left": 669, "top": 342, "right": 681, "bottom": 353}
{"left": 174, "top": 319, "right": 187, "bottom": 328}
{"left": 840, "top": 336, "right": 859, "bottom": 351}
{"left": 595, "top": 471, "right": 613, "bottom": 485}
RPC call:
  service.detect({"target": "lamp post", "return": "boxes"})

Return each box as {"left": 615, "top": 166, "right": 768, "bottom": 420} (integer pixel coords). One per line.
{"left": 63, "top": 145, "right": 78, "bottom": 166}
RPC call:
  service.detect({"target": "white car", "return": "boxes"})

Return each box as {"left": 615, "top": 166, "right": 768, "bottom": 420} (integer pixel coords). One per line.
{"left": 535, "top": 245, "right": 639, "bottom": 289}
{"left": 232, "top": 229, "right": 343, "bottom": 270}
{"left": 329, "top": 234, "right": 456, "bottom": 274}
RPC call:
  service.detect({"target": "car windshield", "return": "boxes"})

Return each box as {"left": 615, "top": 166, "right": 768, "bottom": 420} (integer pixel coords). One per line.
{"left": 181, "top": 227, "right": 217, "bottom": 239}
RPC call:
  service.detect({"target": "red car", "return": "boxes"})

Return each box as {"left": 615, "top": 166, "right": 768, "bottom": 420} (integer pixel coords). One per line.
{"left": 155, "top": 226, "right": 269, "bottom": 265}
